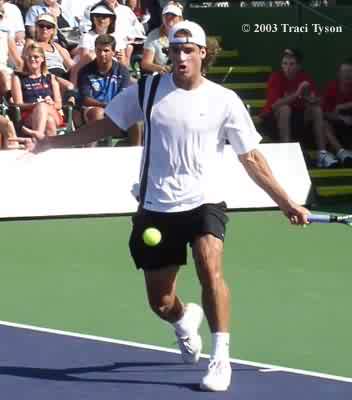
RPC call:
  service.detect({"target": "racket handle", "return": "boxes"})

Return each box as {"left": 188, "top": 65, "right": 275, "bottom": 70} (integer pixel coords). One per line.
{"left": 308, "top": 214, "right": 331, "bottom": 223}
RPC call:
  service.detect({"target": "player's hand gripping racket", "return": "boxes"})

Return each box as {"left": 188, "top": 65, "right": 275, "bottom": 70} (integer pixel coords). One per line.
{"left": 308, "top": 214, "right": 352, "bottom": 227}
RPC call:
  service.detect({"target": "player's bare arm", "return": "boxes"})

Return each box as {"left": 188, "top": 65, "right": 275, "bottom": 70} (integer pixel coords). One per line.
{"left": 239, "top": 149, "right": 309, "bottom": 225}
{"left": 28, "top": 117, "right": 123, "bottom": 153}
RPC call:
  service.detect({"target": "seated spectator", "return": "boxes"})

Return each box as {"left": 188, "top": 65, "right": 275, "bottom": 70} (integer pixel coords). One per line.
{"left": 260, "top": 48, "right": 347, "bottom": 168}
{"left": 322, "top": 58, "right": 352, "bottom": 166}
{"left": 1, "top": 70, "right": 21, "bottom": 149}
{"left": 11, "top": 43, "right": 63, "bottom": 140}
{"left": 104, "top": 0, "right": 146, "bottom": 42}
{"left": 126, "top": 0, "right": 151, "bottom": 33}
{"left": 78, "top": 34, "right": 141, "bottom": 145}
{"left": 78, "top": 34, "right": 129, "bottom": 124}
{"left": 0, "top": 5, "right": 24, "bottom": 89}
{"left": 25, "top": 14, "right": 75, "bottom": 99}
{"left": 141, "top": 1, "right": 183, "bottom": 74}
{"left": 25, "top": 0, "right": 77, "bottom": 40}
{"left": 71, "top": 3, "right": 129, "bottom": 85}
{"left": 0, "top": 0, "right": 25, "bottom": 47}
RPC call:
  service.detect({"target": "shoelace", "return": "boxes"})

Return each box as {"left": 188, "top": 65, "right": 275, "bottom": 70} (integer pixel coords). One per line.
{"left": 207, "top": 360, "right": 227, "bottom": 375}
{"left": 176, "top": 336, "right": 194, "bottom": 354}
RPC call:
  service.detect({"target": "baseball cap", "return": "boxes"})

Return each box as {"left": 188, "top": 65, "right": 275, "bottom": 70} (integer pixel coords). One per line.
{"left": 36, "top": 13, "right": 57, "bottom": 27}
{"left": 162, "top": 3, "right": 183, "bottom": 17}
{"left": 168, "top": 20, "right": 206, "bottom": 47}
{"left": 90, "top": 5, "right": 115, "bottom": 15}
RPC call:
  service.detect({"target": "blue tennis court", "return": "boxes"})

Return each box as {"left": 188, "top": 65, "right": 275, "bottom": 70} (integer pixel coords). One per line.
{"left": 1, "top": 321, "right": 351, "bottom": 399}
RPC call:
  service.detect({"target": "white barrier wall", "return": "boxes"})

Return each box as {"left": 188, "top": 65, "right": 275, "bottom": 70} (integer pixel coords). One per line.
{"left": 0, "top": 143, "right": 311, "bottom": 219}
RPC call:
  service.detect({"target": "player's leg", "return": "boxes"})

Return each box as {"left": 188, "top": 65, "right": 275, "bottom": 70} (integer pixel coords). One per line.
{"left": 190, "top": 202, "right": 231, "bottom": 391}
{"left": 143, "top": 265, "right": 183, "bottom": 323}
{"left": 192, "top": 234, "right": 232, "bottom": 391}
{"left": 129, "top": 209, "right": 204, "bottom": 364}
{"left": 192, "top": 235, "right": 230, "bottom": 333}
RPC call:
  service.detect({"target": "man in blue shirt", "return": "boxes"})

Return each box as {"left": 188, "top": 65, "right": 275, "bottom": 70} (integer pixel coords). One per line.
{"left": 78, "top": 34, "right": 130, "bottom": 123}
{"left": 78, "top": 34, "right": 141, "bottom": 145}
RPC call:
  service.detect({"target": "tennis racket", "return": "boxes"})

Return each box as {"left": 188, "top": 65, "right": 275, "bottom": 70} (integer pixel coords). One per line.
{"left": 308, "top": 213, "right": 352, "bottom": 227}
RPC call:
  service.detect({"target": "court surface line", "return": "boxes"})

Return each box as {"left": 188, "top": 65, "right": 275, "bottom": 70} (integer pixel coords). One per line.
{"left": 1, "top": 319, "right": 351, "bottom": 384}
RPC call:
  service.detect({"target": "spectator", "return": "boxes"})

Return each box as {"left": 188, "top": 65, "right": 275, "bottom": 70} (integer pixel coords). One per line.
{"left": 11, "top": 43, "right": 63, "bottom": 140}
{"left": 0, "top": 0, "right": 25, "bottom": 46}
{"left": 141, "top": 1, "right": 183, "bottom": 75}
{"left": 78, "top": 34, "right": 129, "bottom": 125}
{"left": 0, "top": 5, "right": 24, "bottom": 89}
{"left": 322, "top": 58, "right": 352, "bottom": 166}
{"left": 103, "top": 0, "right": 146, "bottom": 43}
{"left": 260, "top": 48, "right": 342, "bottom": 168}
{"left": 25, "top": 0, "right": 77, "bottom": 39}
{"left": 71, "top": 3, "right": 129, "bottom": 85}
{"left": 126, "top": 0, "right": 151, "bottom": 32}
{"left": 25, "top": 14, "right": 75, "bottom": 100}
{"left": 1, "top": 69, "right": 21, "bottom": 149}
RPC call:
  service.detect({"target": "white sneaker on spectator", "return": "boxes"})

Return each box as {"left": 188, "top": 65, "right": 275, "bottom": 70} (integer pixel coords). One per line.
{"left": 337, "top": 149, "right": 352, "bottom": 167}
{"left": 200, "top": 358, "right": 232, "bottom": 392}
{"left": 175, "top": 303, "right": 203, "bottom": 364}
{"left": 316, "top": 151, "right": 338, "bottom": 168}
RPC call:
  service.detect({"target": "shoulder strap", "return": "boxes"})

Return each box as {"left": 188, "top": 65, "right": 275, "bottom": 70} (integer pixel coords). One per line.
{"left": 137, "top": 75, "right": 147, "bottom": 111}
{"left": 139, "top": 73, "right": 161, "bottom": 206}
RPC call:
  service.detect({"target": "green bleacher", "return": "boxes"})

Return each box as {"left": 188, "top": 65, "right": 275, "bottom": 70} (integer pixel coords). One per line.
{"left": 207, "top": 40, "right": 352, "bottom": 200}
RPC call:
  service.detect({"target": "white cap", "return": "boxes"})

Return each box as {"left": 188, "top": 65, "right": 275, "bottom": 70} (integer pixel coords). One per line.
{"left": 162, "top": 4, "right": 183, "bottom": 17}
{"left": 168, "top": 20, "right": 206, "bottom": 47}
{"left": 90, "top": 5, "right": 115, "bottom": 15}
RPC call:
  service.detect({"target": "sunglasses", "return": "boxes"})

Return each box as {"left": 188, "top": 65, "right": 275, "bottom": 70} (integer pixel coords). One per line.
{"left": 93, "top": 14, "right": 111, "bottom": 19}
{"left": 37, "top": 23, "right": 54, "bottom": 29}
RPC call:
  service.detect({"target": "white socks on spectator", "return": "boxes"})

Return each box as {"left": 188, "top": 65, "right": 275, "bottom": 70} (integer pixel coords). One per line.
{"left": 211, "top": 332, "right": 230, "bottom": 361}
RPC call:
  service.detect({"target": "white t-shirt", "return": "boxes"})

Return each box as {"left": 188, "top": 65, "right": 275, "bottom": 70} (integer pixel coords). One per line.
{"left": 144, "top": 28, "right": 169, "bottom": 66}
{"left": 105, "top": 74, "right": 262, "bottom": 212}
{"left": 3, "top": 2, "right": 25, "bottom": 38}
{"left": 114, "top": 4, "right": 145, "bottom": 40}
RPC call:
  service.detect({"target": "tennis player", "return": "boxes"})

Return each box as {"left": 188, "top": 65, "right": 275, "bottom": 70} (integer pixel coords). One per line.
{"left": 26, "top": 20, "right": 310, "bottom": 392}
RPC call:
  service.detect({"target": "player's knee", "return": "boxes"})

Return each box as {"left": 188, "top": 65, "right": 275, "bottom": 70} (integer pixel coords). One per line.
{"left": 149, "top": 297, "right": 174, "bottom": 320}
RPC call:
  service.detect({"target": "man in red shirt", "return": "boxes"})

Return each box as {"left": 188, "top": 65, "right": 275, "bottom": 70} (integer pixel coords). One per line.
{"left": 322, "top": 58, "right": 352, "bottom": 166}
{"left": 261, "top": 49, "right": 342, "bottom": 168}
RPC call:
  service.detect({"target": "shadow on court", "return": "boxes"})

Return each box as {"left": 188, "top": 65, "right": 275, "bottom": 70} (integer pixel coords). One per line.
{"left": 0, "top": 324, "right": 351, "bottom": 399}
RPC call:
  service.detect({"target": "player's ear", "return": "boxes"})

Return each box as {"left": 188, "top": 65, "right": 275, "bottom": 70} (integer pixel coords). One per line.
{"left": 200, "top": 47, "right": 207, "bottom": 60}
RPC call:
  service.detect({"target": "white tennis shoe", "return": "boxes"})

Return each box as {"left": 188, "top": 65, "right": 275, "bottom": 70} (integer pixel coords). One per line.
{"left": 200, "top": 359, "right": 232, "bottom": 392}
{"left": 175, "top": 303, "right": 203, "bottom": 364}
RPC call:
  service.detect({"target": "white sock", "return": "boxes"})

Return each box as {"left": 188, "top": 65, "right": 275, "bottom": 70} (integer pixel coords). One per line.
{"left": 211, "top": 332, "right": 230, "bottom": 360}
{"left": 172, "top": 307, "right": 190, "bottom": 337}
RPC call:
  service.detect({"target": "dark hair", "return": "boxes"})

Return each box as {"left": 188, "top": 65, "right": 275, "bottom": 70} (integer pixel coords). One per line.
{"left": 90, "top": 2, "right": 116, "bottom": 34}
{"left": 282, "top": 48, "right": 303, "bottom": 64}
{"left": 95, "top": 33, "right": 116, "bottom": 51}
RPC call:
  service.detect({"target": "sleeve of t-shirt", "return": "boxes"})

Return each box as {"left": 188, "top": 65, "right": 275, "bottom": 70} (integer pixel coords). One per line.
{"left": 143, "top": 30, "right": 156, "bottom": 51}
{"left": 105, "top": 83, "right": 143, "bottom": 130}
{"left": 224, "top": 91, "right": 262, "bottom": 155}
{"left": 25, "top": 6, "right": 40, "bottom": 27}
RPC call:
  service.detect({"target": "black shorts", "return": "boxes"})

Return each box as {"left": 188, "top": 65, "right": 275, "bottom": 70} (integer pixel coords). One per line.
{"left": 129, "top": 202, "right": 228, "bottom": 270}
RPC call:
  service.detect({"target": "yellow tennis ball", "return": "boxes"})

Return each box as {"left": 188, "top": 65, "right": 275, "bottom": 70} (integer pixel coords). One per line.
{"left": 143, "top": 227, "right": 162, "bottom": 247}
